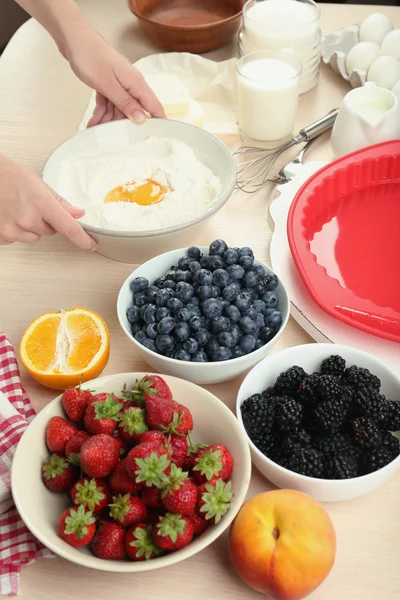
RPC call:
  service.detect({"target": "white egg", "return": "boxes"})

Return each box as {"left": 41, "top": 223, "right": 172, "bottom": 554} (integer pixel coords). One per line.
{"left": 380, "top": 29, "right": 400, "bottom": 61}
{"left": 345, "top": 42, "right": 380, "bottom": 74}
{"left": 367, "top": 55, "right": 400, "bottom": 89}
{"left": 359, "top": 12, "right": 393, "bottom": 45}
{"left": 392, "top": 80, "right": 400, "bottom": 101}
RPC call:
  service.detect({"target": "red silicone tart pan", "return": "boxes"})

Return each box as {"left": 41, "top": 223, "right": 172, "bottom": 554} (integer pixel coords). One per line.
{"left": 287, "top": 140, "right": 400, "bottom": 343}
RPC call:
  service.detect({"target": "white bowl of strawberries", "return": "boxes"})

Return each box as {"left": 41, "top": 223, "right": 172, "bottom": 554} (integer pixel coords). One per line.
{"left": 12, "top": 373, "right": 251, "bottom": 571}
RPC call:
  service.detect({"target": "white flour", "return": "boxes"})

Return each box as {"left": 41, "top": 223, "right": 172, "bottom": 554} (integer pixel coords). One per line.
{"left": 56, "top": 137, "right": 222, "bottom": 232}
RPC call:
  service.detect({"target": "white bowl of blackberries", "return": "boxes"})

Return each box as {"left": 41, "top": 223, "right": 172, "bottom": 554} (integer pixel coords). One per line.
{"left": 117, "top": 240, "right": 290, "bottom": 385}
{"left": 237, "top": 344, "right": 400, "bottom": 502}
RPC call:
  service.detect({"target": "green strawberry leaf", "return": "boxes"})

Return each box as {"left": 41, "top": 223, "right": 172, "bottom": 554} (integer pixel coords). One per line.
{"left": 135, "top": 452, "right": 170, "bottom": 488}
{"left": 199, "top": 479, "right": 233, "bottom": 524}
{"left": 64, "top": 504, "right": 95, "bottom": 540}
{"left": 156, "top": 513, "right": 187, "bottom": 544}
{"left": 94, "top": 394, "right": 123, "bottom": 421}
{"left": 193, "top": 448, "right": 223, "bottom": 481}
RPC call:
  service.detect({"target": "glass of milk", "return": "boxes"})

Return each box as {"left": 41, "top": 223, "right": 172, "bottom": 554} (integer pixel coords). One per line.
{"left": 241, "top": 0, "right": 321, "bottom": 94}
{"left": 237, "top": 49, "right": 302, "bottom": 147}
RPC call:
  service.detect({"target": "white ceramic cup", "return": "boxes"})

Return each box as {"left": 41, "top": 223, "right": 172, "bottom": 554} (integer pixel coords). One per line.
{"left": 331, "top": 82, "right": 400, "bottom": 158}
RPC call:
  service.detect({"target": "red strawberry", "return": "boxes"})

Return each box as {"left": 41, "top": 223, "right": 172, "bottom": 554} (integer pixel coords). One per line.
{"left": 42, "top": 454, "right": 78, "bottom": 492}
{"left": 144, "top": 396, "right": 178, "bottom": 431}
{"left": 84, "top": 394, "right": 123, "bottom": 436}
{"left": 109, "top": 494, "right": 147, "bottom": 527}
{"left": 45, "top": 416, "right": 78, "bottom": 454}
{"left": 161, "top": 464, "right": 198, "bottom": 515}
{"left": 125, "top": 442, "right": 170, "bottom": 488}
{"left": 117, "top": 406, "right": 148, "bottom": 445}
{"left": 152, "top": 513, "right": 194, "bottom": 551}
{"left": 91, "top": 521, "right": 126, "bottom": 560}
{"left": 80, "top": 434, "right": 120, "bottom": 478}
{"left": 70, "top": 477, "right": 111, "bottom": 513}
{"left": 168, "top": 404, "right": 193, "bottom": 436}
{"left": 113, "top": 434, "right": 129, "bottom": 458}
{"left": 108, "top": 460, "right": 143, "bottom": 494}
{"left": 62, "top": 385, "right": 93, "bottom": 422}
{"left": 129, "top": 375, "right": 173, "bottom": 405}
{"left": 192, "top": 444, "right": 234, "bottom": 484}
{"left": 187, "top": 513, "right": 209, "bottom": 536}
{"left": 135, "top": 430, "right": 165, "bottom": 446}
{"left": 197, "top": 478, "right": 232, "bottom": 524}
{"left": 58, "top": 504, "right": 96, "bottom": 547}
{"left": 125, "top": 523, "right": 162, "bottom": 561}
{"left": 167, "top": 434, "right": 189, "bottom": 467}
{"left": 141, "top": 485, "right": 163, "bottom": 508}
{"left": 65, "top": 430, "right": 91, "bottom": 465}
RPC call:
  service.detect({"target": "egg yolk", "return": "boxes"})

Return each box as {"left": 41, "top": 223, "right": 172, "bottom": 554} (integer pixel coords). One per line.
{"left": 104, "top": 179, "right": 170, "bottom": 206}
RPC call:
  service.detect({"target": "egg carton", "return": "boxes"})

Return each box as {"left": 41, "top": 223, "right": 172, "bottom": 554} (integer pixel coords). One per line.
{"left": 321, "top": 25, "right": 366, "bottom": 88}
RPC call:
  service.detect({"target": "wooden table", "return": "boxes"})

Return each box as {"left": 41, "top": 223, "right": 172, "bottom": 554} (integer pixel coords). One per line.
{"left": 1, "top": 2, "right": 399, "bottom": 598}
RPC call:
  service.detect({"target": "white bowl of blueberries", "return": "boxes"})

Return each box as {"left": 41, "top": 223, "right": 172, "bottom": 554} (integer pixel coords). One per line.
{"left": 117, "top": 240, "right": 290, "bottom": 384}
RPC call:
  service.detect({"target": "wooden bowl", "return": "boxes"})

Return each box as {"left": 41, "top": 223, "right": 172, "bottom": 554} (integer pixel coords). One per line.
{"left": 127, "top": 0, "right": 245, "bottom": 53}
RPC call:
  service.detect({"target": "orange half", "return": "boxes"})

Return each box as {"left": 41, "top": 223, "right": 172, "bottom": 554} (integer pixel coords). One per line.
{"left": 19, "top": 307, "right": 110, "bottom": 390}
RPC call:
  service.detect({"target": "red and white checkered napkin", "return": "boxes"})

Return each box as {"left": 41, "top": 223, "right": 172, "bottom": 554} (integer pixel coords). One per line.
{"left": 0, "top": 334, "right": 54, "bottom": 597}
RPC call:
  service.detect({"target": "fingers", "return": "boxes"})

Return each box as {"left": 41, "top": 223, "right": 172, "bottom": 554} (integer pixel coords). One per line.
{"left": 3, "top": 229, "right": 41, "bottom": 244}
{"left": 113, "top": 65, "right": 165, "bottom": 121}
{"left": 87, "top": 93, "right": 108, "bottom": 128}
{"left": 42, "top": 182, "right": 85, "bottom": 218}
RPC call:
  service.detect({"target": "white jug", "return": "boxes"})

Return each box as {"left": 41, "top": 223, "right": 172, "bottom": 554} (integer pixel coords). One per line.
{"left": 331, "top": 82, "right": 400, "bottom": 158}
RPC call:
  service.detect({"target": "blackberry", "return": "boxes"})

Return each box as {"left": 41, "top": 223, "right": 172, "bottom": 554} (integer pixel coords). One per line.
{"left": 343, "top": 365, "right": 381, "bottom": 391}
{"left": 287, "top": 448, "right": 324, "bottom": 478}
{"left": 324, "top": 453, "right": 359, "bottom": 479}
{"left": 313, "top": 433, "right": 355, "bottom": 459}
{"left": 274, "top": 366, "right": 307, "bottom": 396}
{"left": 383, "top": 400, "right": 400, "bottom": 432}
{"left": 297, "top": 373, "right": 321, "bottom": 407}
{"left": 241, "top": 394, "right": 276, "bottom": 454}
{"left": 278, "top": 430, "right": 312, "bottom": 459}
{"left": 350, "top": 417, "right": 383, "bottom": 451}
{"left": 320, "top": 355, "right": 346, "bottom": 377}
{"left": 261, "top": 387, "right": 276, "bottom": 399}
{"left": 275, "top": 396, "right": 303, "bottom": 434}
{"left": 382, "top": 431, "right": 400, "bottom": 459}
{"left": 316, "top": 375, "right": 342, "bottom": 401}
{"left": 361, "top": 446, "right": 394, "bottom": 474}
{"left": 312, "top": 395, "right": 348, "bottom": 435}
{"left": 353, "top": 387, "right": 389, "bottom": 424}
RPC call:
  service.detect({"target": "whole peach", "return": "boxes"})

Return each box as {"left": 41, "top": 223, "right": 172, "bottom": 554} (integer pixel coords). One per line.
{"left": 229, "top": 490, "right": 336, "bottom": 599}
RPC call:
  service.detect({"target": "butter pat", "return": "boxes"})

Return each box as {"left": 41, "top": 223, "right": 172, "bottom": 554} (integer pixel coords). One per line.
{"left": 173, "top": 99, "right": 205, "bottom": 129}
{"left": 144, "top": 73, "right": 191, "bottom": 116}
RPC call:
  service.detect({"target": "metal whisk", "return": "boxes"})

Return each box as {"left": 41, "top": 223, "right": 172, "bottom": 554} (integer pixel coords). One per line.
{"left": 234, "top": 108, "right": 339, "bottom": 194}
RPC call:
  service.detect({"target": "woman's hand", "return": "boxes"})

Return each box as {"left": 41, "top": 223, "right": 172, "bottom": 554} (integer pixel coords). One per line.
{"left": 0, "top": 154, "right": 96, "bottom": 250}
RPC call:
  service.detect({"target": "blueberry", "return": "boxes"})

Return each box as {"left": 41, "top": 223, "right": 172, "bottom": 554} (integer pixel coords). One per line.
{"left": 146, "top": 323, "right": 158, "bottom": 339}
{"left": 243, "top": 270, "right": 259, "bottom": 288}
{"left": 209, "top": 239, "right": 228, "bottom": 256}
{"left": 208, "top": 255, "right": 225, "bottom": 271}
{"left": 196, "top": 269, "right": 212, "bottom": 286}
{"left": 163, "top": 280, "right": 176, "bottom": 290}
{"left": 227, "top": 264, "right": 245, "bottom": 281}
{"left": 255, "top": 339, "right": 264, "bottom": 350}
{"left": 265, "top": 309, "right": 282, "bottom": 330}
{"left": 244, "top": 305, "right": 258, "bottom": 320}
{"left": 134, "top": 330, "right": 147, "bottom": 344}
{"left": 174, "top": 322, "right": 191, "bottom": 342}
{"left": 143, "top": 338, "right": 157, "bottom": 352}
{"left": 130, "top": 323, "right": 141, "bottom": 336}
{"left": 206, "top": 337, "right": 220, "bottom": 355}
{"left": 183, "top": 337, "right": 199, "bottom": 354}
{"left": 174, "top": 349, "right": 191, "bottom": 361}
{"left": 211, "top": 316, "right": 231, "bottom": 334}
{"left": 253, "top": 299, "right": 266, "bottom": 313}
{"left": 189, "top": 316, "right": 202, "bottom": 332}
{"left": 156, "top": 288, "right": 174, "bottom": 307}
{"left": 202, "top": 298, "right": 223, "bottom": 319}
{"left": 212, "top": 269, "right": 230, "bottom": 288}
{"left": 177, "top": 257, "right": 190, "bottom": 270}
{"left": 127, "top": 306, "right": 141, "bottom": 324}
{"left": 156, "top": 334, "right": 175, "bottom": 354}
{"left": 188, "top": 296, "right": 200, "bottom": 307}
{"left": 174, "top": 342, "right": 183, "bottom": 352}
{"left": 260, "top": 326, "right": 275, "bottom": 342}
{"left": 156, "top": 307, "right": 170, "bottom": 322}
{"left": 232, "top": 346, "right": 245, "bottom": 358}
{"left": 189, "top": 261, "right": 201, "bottom": 275}
{"left": 211, "top": 285, "right": 221, "bottom": 298}
{"left": 239, "top": 255, "right": 254, "bottom": 268}
{"left": 254, "top": 313, "right": 265, "bottom": 329}
{"left": 240, "top": 316, "right": 258, "bottom": 335}
{"left": 166, "top": 297, "right": 183, "bottom": 314}
{"left": 212, "top": 346, "right": 232, "bottom": 361}
{"left": 134, "top": 293, "right": 148, "bottom": 307}
{"left": 192, "top": 351, "right": 208, "bottom": 362}
{"left": 153, "top": 275, "right": 167, "bottom": 287}
{"left": 143, "top": 305, "right": 157, "bottom": 324}
{"left": 177, "top": 307, "right": 192, "bottom": 322}
{"left": 235, "top": 291, "right": 253, "bottom": 312}
{"left": 262, "top": 291, "right": 278, "bottom": 308}
{"left": 175, "top": 282, "right": 194, "bottom": 303}
{"left": 141, "top": 324, "right": 148, "bottom": 332}
{"left": 230, "top": 324, "right": 242, "bottom": 343}
{"left": 147, "top": 286, "right": 159, "bottom": 303}
{"left": 165, "top": 269, "right": 176, "bottom": 279}
{"left": 217, "top": 331, "right": 236, "bottom": 348}
{"left": 238, "top": 247, "right": 254, "bottom": 259}
{"left": 200, "top": 256, "right": 211, "bottom": 269}
{"left": 223, "top": 248, "right": 238, "bottom": 265}
{"left": 250, "top": 264, "right": 266, "bottom": 278}
{"left": 224, "top": 304, "right": 241, "bottom": 323}
{"left": 129, "top": 277, "right": 149, "bottom": 294}
{"left": 222, "top": 282, "right": 241, "bottom": 302}
{"left": 188, "top": 246, "right": 202, "bottom": 260}
{"left": 194, "top": 328, "right": 211, "bottom": 347}
{"left": 240, "top": 334, "right": 257, "bottom": 353}
{"left": 174, "top": 270, "right": 192, "bottom": 283}
{"left": 265, "top": 273, "right": 279, "bottom": 291}
{"left": 157, "top": 317, "right": 176, "bottom": 335}
{"left": 139, "top": 304, "right": 148, "bottom": 320}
